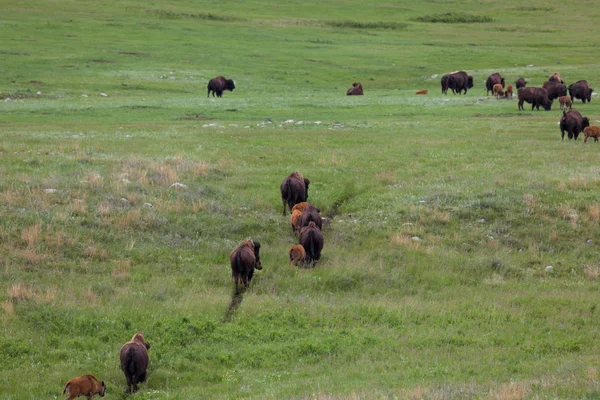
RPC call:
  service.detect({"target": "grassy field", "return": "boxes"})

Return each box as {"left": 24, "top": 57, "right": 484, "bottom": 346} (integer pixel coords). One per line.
{"left": 2, "top": 1, "right": 600, "bottom": 399}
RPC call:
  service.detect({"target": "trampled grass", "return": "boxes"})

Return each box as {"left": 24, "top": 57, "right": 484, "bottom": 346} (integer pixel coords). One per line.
{"left": 2, "top": 0, "right": 600, "bottom": 399}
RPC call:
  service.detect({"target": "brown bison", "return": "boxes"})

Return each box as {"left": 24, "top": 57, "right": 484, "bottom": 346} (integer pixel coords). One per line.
{"left": 346, "top": 82, "right": 363, "bottom": 95}
{"left": 517, "top": 87, "right": 552, "bottom": 111}
{"left": 486, "top": 73, "right": 505, "bottom": 96}
{"left": 569, "top": 80, "right": 593, "bottom": 103}
{"left": 63, "top": 375, "right": 106, "bottom": 400}
{"left": 515, "top": 78, "right": 527, "bottom": 89}
{"left": 559, "top": 95, "right": 572, "bottom": 110}
{"left": 289, "top": 244, "right": 306, "bottom": 267}
{"left": 549, "top": 72, "right": 564, "bottom": 84}
{"left": 504, "top": 84, "right": 514, "bottom": 98}
{"left": 584, "top": 126, "right": 600, "bottom": 143}
{"left": 493, "top": 83, "right": 504, "bottom": 98}
{"left": 542, "top": 81, "right": 567, "bottom": 101}
{"left": 120, "top": 333, "right": 150, "bottom": 394}
{"left": 445, "top": 71, "right": 474, "bottom": 95}
{"left": 560, "top": 110, "right": 590, "bottom": 140}
{"left": 299, "top": 221, "right": 324, "bottom": 264}
{"left": 230, "top": 240, "right": 262, "bottom": 291}
{"left": 298, "top": 204, "right": 322, "bottom": 231}
{"left": 290, "top": 208, "right": 302, "bottom": 234}
{"left": 280, "top": 172, "right": 310, "bottom": 215}
{"left": 207, "top": 76, "right": 235, "bottom": 98}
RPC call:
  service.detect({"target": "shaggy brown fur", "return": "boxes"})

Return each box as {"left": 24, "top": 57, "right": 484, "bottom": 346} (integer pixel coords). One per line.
{"left": 63, "top": 375, "right": 106, "bottom": 400}
{"left": 504, "top": 84, "right": 513, "bottom": 98}
{"left": 119, "top": 333, "right": 150, "bottom": 394}
{"left": 207, "top": 76, "right": 235, "bottom": 98}
{"left": 346, "top": 82, "right": 363, "bottom": 95}
{"left": 549, "top": 72, "right": 564, "bottom": 84}
{"left": 414, "top": 89, "right": 428, "bottom": 95}
{"left": 486, "top": 73, "right": 505, "bottom": 96}
{"left": 291, "top": 202, "right": 309, "bottom": 214}
{"left": 584, "top": 126, "right": 600, "bottom": 143}
{"left": 289, "top": 244, "right": 306, "bottom": 267}
{"left": 493, "top": 83, "right": 504, "bottom": 98}
{"left": 230, "top": 240, "right": 262, "bottom": 291}
{"left": 280, "top": 172, "right": 310, "bottom": 215}
{"left": 290, "top": 209, "right": 302, "bottom": 234}
{"left": 299, "top": 222, "right": 324, "bottom": 264}
{"left": 298, "top": 204, "right": 322, "bottom": 230}
{"left": 515, "top": 77, "right": 527, "bottom": 89}
{"left": 559, "top": 95, "right": 572, "bottom": 110}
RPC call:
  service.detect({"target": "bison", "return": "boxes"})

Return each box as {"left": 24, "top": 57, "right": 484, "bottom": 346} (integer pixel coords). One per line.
{"left": 298, "top": 204, "right": 322, "bottom": 231}
{"left": 120, "top": 333, "right": 150, "bottom": 394}
{"left": 346, "top": 82, "right": 363, "bottom": 95}
{"left": 505, "top": 84, "right": 514, "bottom": 98}
{"left": 560, "top": 110, "right": 590, "bottom": 140}
{"left": 299, "top": 221, "right": 324, "bottom": 264}
{"left": 559, "top": 95, "right": 572, "bottom": 110}
{"left": 515, "top": 78, "right": 527, "bottom": 89}
{"left": 230, "top": 240, "right": 262, "bottom": 291}
{"left": 486, "top": 73, "right": 505, "bottom": 96}
{"left": 63, "top": 375, "right": 106, "bottom": 400}
{"left": 289, "top": 244, "right": 306, "bottom": 267}
{"left": 542, "top": 81, "right": 567, "bottom": 101}
{"left": 280, "top": 172, "right": 310, "bottom": 215}
{"left": 445, "top": 71, "right": 474, "bottom": 95}
{"left": 569, "top": 80, "right": 593, "bottom": 103}
{"left": 493, "top": 83, "right": 504, "bottom": 98}
{"left": 441, "top": 74, "right": 450, "bottom": 94}
{"left": 549, "top": 72, "right": 564, "bottom": 84}
{"left": 207, "top": 76, "right": 235, "bottom": 98}
{"left": 584, "top": 126, "right": 600, "bottom": 143}
{"left": 517, "top": 87, "right": 552, "bottom": 111}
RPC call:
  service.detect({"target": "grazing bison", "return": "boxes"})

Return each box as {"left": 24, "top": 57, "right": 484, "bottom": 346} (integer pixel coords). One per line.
{"left": 289, "top": 244, "right": 306, "bottom": 267}
{"left": 559, "top": 95, "right": 572, "bottom": 110}
{"left": 280, "top": 172, "right": 310, "bottom": 215}
{"left": 493, "top": 83, "right": 504, "bottom": 98}
{"left": 517, "top": 87, "right": 552, "bottom": 111}
{"left": 584, "top": 126, "right": 600, "bottom": 143}
{"left": 298, "top": 204, "right": 322, "bottom": 231}
{"left": 120, "top": 333, "right": 150, "bottom": 394}
{"left": 230, "top": 240, "right": 262, "bottom": 291}
{"left": 542, "top": 81, "right": 567, "bottom": 101}
{"left": 63, "top": 375, "right": 106, "bottom": 400}
{"left": 441, "top": 74, "right": 450, "bottom": 94}
{"left": 486, "top": 73, "right": 505, "bottom": 96}
{"left": 207, "top": 76, "right": 235, "bottom": 98}
{"left": 560, "top": 110, "right": 590, "bottom": 140}
{"left": 515, "top": 77, "right": 527, "bottom": 89}
{"left": 549, "top": 72, "right": 564, "bottom": 84}
{"left": 299, "top": 221, "right": 324, "bottom": 264}
{"left": 445, "top": 71, "right": 474, "bottom": 95}
{"left": 505, "top": 84, "right": 514, "bottom": 98}
{"left": 569, "top": 80, "right": 593, "bottom": 103}
{"left": 346, "top": 82, "right": 363, "bottom": 95}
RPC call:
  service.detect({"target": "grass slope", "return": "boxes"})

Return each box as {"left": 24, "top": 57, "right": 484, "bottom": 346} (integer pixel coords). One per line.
{"left": 1, "top": 0, "right": 600, "bottom": 399}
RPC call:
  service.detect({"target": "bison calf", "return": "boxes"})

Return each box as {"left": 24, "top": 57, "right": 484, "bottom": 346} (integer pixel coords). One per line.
{"left": 289, "top": 244, "right": 306, "bottom": 267}
{"left": 207, "top": 76, "right": 235, "bottom": 98}
{"left": 63, "top": 375, "right": 106, "bottom": 400}
{"left": 120, "top": 333, "right": 150, "bottom": 394}
{"left": 584, "top": 126, "right": 600, "bottom": 143}
{"left": 559, "top": 96, "right": 572, "bottom": 110}
{"left": 504, "top": 84, "right": 513, "bottom": 98}
{"left": 230, "top": 240, "right": 262, "bottom": 291}
{"left": 346, "top": 82, "right": 363, "bottom": 95}
{"left": 280, "top": 172, "right": 310, "bottom": 215}
{"left": 493, "top": 83, "right": 504, "bottom": 98}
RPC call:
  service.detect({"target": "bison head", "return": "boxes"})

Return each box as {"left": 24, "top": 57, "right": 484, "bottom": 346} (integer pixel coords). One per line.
{"left": 252, "top": 241, "right": 262, "bottom": 270}
{"left": 588, "top": 88, "right": 594, "bottom": 102}
{"left": 226, "top": 79, "right": 235, "bottom": 91}
{"left": 583, "top": 117, "right": 591, "bottom": 129}
{"left": 303, "top": 178, "right": 310, "bottom": 197}
{"left": 500, "top": 78, "right": 505, "bottom": 87}
{"left": 543, "top": 99, "right": 552, "bottom": 111}
{"left": 467, "top": 76, "right": 474, "bottom": 89}
{"left": 100, "top": 381, "right": 106, "bottom": 397}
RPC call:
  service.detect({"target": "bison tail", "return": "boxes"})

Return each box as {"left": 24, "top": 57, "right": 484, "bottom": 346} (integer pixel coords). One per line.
{"left": 63, "top": 383, "right": 70, "bottom": 395}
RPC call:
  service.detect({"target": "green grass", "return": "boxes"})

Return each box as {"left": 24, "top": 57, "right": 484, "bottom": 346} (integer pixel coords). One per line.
{"left": 2, "top": 0, "right": 600, "bottom": 399}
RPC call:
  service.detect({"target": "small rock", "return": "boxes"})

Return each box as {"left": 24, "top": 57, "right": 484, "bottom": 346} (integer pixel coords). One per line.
{"left": 143, "top": 203, "right": 153, "bottom": 208}
{"left": 431, "top": 74, "right": 438, "bottom": 79}
{"left": 411, "top": 236, "right": 422, "bottom": 242}
{"left": 527, "top": 64, "right": 534, "bottom": 67}
{"left": 283, "top": 119, "right": 294, "bottom": 124}
{"left": 586, "top": 239, "right": 593, "bottom": 244}
{"left": 332, "top": 123, "right": 344, "bottom": 129}
{"left": 36, "top": 91, "right": 42, "bottom": 95}
{"left": 545, "top": 265, "right": 553, "bottom": 272}
{"left": 315, "top": 121, "right": 322, "bottom": 125}
{"left": 100, "top": 93, "right": 108, "bottom": 97}
{"left": 81, "top": 94, "right": 88, "bottom": 97}
{"left": 296, "top": 121, "right": 303, "bottom": 125}
{"left": 477, "top": 218, "right": 486, "bottom": 223}
{"left": 44, "top": 188, "right": 57, "bottom": 194}
{"left": 170, "top": 182, "right": 188, "bottom": 189}
{"left": 120, "top": 198, "right": 129, "bottom": 204}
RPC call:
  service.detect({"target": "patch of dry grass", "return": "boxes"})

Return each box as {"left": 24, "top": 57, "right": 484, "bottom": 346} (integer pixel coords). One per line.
{"left": 584, "top": 264, "right": 599, "bottom": 280}
{"left": 20, "top": 222, "right": 41, "bottom": 248}
{"left": 8, "top": 282, "right": 35, "bottom": 301}
{"left": 1, "top": 300, "right": 15, "bottom": 317}
{"left": 490, "top": 381, "right": 528, "bottom": 400}
{"left": 112, "top": 259, "right": 131, "bottom": 280}
{"left": 375, "top": 171, "right": 396, "bottom": 185}
{"left": 587, "top": 204, "right": 600, "bottom": 222}
{"left": 83, "top": 242, "right": 109, "bottom": 261}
